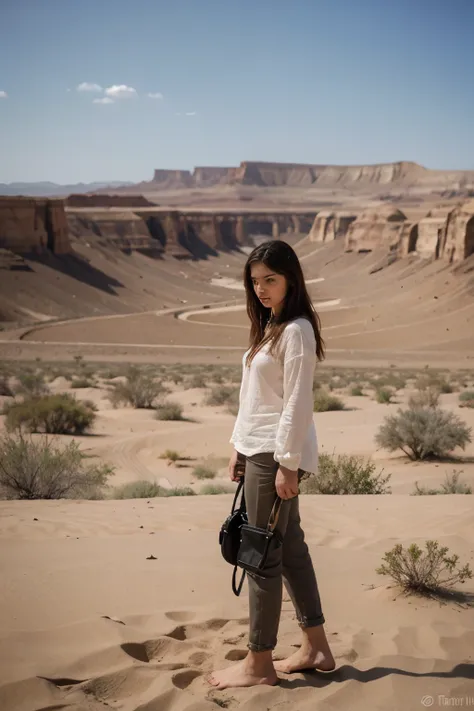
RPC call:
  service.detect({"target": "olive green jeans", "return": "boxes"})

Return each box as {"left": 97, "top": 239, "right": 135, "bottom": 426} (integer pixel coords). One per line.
{"left": 242, "top": 451, "right": 325, "bottom": 652}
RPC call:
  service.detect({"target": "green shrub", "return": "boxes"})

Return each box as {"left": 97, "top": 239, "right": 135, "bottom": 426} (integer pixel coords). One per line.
{"left": 4, "top": 393, "right": 97, "bottom": 435}
{"left": 0, "top": 433, "right": 112, "bottom": 500}
{"left": 155, "top": 401, "right": 185, "bottom": 421}
{"left": 408, "top": 387, "right": 440, "bottom": 408}
{"left": 300, "top": 453, "right": 391, "bottom": 495}
{"left": 192, "top": 465, "right": 217, "bottom": 480}
{"left": 375, "top": 405, "right": 472, "bottom": 461}
{"left": 350, "top": 384, "right": 364, "bottom": 396}
{"left": 376, "top": 540, "right": 472, "bottom": 595}
{"left": 313, "top": 390, "right": 345, "bottom": 412}
{"left": 111, "top": 480, "right": 165, "bottom": 499}
{"left": 200, "top": 483, "right": 234, "bottom": 495}
{"left": 375, "top": 387, "right": 394, "bottom": 404}
{"left": 108, "top": 366, "right": 167, "bottom": 408}
{"left": 14, "top": 372, "right": 49, "bottom": 398}
{"left": 459, "top": 391, "right": 474, "bottom": 409}
{"left": 413, "top": 470, "right": 472, "bottom": 495}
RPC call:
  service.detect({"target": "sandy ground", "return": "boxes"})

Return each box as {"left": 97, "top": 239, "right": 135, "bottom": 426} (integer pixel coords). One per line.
{"left": 1, "top": 374, "right": 474, "bottom": 710}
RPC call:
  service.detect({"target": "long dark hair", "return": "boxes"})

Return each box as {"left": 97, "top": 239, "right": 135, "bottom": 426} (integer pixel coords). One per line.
{"left": 244, "top": 240, "right": 325, "bottom": 365}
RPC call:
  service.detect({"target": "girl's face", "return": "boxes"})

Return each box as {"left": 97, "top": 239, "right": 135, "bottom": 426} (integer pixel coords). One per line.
{"left": 250, "top": 261, "right": 288, "bottom": 315}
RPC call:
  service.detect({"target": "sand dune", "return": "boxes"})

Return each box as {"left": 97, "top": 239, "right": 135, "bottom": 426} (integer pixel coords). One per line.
{"left": 1, "top": 493, "right": 473, "bottom": 711}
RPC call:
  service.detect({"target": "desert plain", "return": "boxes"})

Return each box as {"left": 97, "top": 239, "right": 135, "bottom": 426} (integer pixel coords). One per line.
{"left": 1, "top": 179, "right": 474, "bottom": 711}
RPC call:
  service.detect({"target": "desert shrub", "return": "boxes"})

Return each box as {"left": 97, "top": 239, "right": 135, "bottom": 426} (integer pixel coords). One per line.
{"left": 376, "top": 540, "right": 472, "bottom": 595}
{"left": 350, "top": 384, "right": 364, "bottom": 396}
{"left": 0, "top": 376, "right": 13, "bottom": 397}
{"left": 4, "top": 393, "right": 97, "bottom": 435}
{"left": 375, "top": 387, "right": 394, "bottom": 404}
{"left": 205, "top": 385, "right": 239, "bottom": 407}
{"left": 201, "top": 483, "right": 234, "bottom": 495}
{"left": 412, "top": 470, "right": 472, "bottom": 496}
{"left": 160, "top": 449, "right": 182, "bottom": 462}
{"left": 192, "top": 465, "right": 217, "bottom": 480}
{"left": 375, "top": 405, "right": 472, "bottom": 461}
{"left": 300, "top": 453, "right": 391, "bottom": 495}
{"left": 372, "top": 373, "right": 406, "bottom": 391}
{"left": 0, "top": 433, "right": 112, "bottom": 500}
{"left": 14, "top": 372, "right": 49, "bottom": 398}
{"left": 108, "top": 366, "right": 167, "bottom": 408}
{"left": 167, "top": 487, "right": 196, "bottom": 497}
{"left": 416, "top": 374, "right": 453, "bottom": 394}
{"left": 186, "top": 373, "right": 207, "bottom": 389}
{"left": 408, "top": 386, "right": 440, "bottom": 408}
{"left": 313, "top": 390, "right": 345, "bottom": 412}
{"left": 155, "top": 401, "right": 185, "bottom": 421}
{"left": 459, "top": 391, "right": 474, "bottom": 409}
{"left": 71, "top": 377, "right": 96, "bottom": 389}
{"left": 111, "top": 480, "right": 165, "bottom": 499}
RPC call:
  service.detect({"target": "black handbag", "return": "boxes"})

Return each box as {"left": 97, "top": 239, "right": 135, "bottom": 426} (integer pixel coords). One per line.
{"left": 236, "top": 495, "right": 283, "bottom": 578}
{"left": 219, "top": 478, "right": 248, "bottom": 596}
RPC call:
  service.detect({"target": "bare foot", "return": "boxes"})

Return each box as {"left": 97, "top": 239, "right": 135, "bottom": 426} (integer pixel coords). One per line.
{"left": 273, "top": 646, "right": 336, "bottom": 674}
{"left": 206, "top": 658, "right": 279, "bottom": 690}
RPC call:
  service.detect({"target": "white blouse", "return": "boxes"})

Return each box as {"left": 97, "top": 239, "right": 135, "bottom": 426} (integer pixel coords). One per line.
{"left": 230, "top": 317, "right": 318, "bottom": 473}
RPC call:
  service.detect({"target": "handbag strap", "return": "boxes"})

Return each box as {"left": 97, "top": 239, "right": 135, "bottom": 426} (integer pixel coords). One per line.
{"left": 267, "top": 496, "right": 283, "bottom": 532}
{"left": 232, "top": 478, "right": 246, "bottom": 514}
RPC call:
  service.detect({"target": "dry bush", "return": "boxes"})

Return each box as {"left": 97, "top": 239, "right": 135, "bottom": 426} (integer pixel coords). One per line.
{"left": 200, "top": 483, "right": 234, "bottom": 495}
{"left": 108, "top": 366, "right": 167, "bottom": 408}
{"left": 412, "top": 470, "right": 472, "bottom": 496}
{"left": 416, "top": 373, "right": 453, "bottom": 394}
{"left": 313, "top": 390, "right": 345, "bottom": 412}
{"left": 375, "top": 387, "right": 394, "bottom": 404}
{"left": 71, "top": 377, "right": 96, "bottom": 389}
{"left": 4, "top": 393, "right": 97, "bottom": 435}
{"left": 154, "top": 401, "right": 185, "bottom": 421}
{"left": 459, "top": 391, "right": 474, "bottom": 409}
{"left": 300, "top": 453, "right": 391, "bottom": 495}
{"left": 376, "top": 540, "right": 472, "bottom": 596}
{"left": 0, "top": 376, "right": 13, "bottom": 397}
{"left": 159, "top": 449, "right": 182, "bottom": 462}
{"left": 14, "top": 372, "right": 49, "bottom": 398}
{"left": 192, "top": 465, "right": 217, "bottom": 480}
{"left": 349, "top": 384, "right": 364, "bottom": 396}
{"left": 186, "top": 373, "right": 207, "bottom": 389}
{"left": 111, "top": 480, "right": 165, "bottom": 499}
{"left": 205, "top": 385, "right": 240, "bottom": 410}
{"left": 408, "top": 386, "right": 440, "bottom": 408}
{"left": 0, "top": 433, "right": 112, "bottom": 500}
{"left": 375, "top": 405, "right": 472, "bottom": 461}
{"left": 371, "top": 373, "right": 406, "bottom": 391}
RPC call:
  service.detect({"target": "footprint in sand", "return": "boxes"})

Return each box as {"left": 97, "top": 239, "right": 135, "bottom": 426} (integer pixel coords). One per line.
{"left": 172, "top": 669, "right": 203, "bottom": 689}
{"left": 224, "top": 649, "right": 248, "bottom": 661}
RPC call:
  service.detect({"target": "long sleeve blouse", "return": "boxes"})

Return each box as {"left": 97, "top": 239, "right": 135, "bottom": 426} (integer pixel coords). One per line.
{"left": 230, "top": 317, "right": 318, "bottom": 473}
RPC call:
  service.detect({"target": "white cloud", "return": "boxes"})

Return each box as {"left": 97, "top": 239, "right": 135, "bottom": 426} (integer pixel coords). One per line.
{"left": 148, "top": 92, "right": 163, "bottom": 99}
{"left": 0, "top": 91, "right": 7, "bottom": 99}
{"left": 93, "top": 97, "right": 114, "bottom": 105}
{"left": 77, "top": 82, "right": 103, "bottom": 92}
{"left": 105, "top": 84, "right": 137, "bottom": 99}
{"left": 185, "top": 111, "right": 197, "bottom": 116}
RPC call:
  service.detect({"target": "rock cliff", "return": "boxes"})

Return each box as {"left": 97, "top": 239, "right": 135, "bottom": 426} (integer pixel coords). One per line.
{"left": 0, "top": 197, "right": 70, "bottom": 255}
{"left": 67, "top": 194, "right": 157, "bottom": 208}
{"left": 143, "top": 160, "right": 474, "bottom": 191}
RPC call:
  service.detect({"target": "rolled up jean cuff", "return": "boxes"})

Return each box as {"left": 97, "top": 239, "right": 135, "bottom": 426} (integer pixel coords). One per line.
{"left": 247, "top": 641, "right": 276, "bottom": 652}
{"left": 297, "top": 613, "right": 325, "bottom": 628}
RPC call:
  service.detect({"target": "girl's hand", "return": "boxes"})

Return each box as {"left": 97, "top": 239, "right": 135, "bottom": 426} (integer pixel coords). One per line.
{"left": 275, "top": 466, "right": 299, "bottom": 499}
{"left": 229, "top": 450, "right": 245, "bottom": 482}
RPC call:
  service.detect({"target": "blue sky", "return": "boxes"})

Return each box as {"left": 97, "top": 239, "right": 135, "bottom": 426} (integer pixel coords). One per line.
{"left": 0, "top": 0, "right": 473, "bottom": 183}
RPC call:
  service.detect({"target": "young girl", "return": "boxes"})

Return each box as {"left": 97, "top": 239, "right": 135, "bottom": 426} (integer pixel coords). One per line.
{"left": 208, "top": 240, "right": 335, "bottom": 690}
